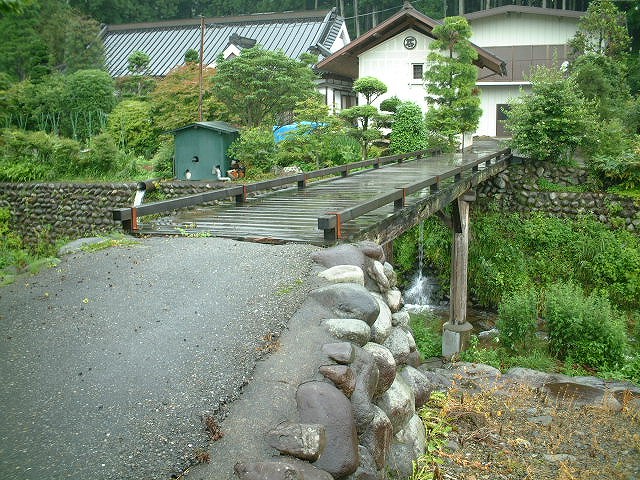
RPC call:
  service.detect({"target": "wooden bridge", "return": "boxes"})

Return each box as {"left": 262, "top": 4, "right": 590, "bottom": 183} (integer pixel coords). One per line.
{"left": 113, "top": 141, "right": 512, "bottom": 247}
{"left": 113, "top": 140, "right": 512, "bottom": 356}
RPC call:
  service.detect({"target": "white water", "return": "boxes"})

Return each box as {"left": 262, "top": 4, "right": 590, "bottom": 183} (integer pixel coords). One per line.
{"left": 133, "top": 190, "right": 145, "bottom": 207}
{"left": 403, "top": 222, "right": 442, "bottom": 312}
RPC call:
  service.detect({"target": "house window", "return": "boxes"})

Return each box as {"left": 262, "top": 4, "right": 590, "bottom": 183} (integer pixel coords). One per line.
{"left": 412, "top": 63, "right": 424, "bottom": 80}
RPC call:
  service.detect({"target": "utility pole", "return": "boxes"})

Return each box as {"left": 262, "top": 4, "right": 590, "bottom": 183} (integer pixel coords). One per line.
{"left": 198, "top": 16, "right": 205, "bottom": 122}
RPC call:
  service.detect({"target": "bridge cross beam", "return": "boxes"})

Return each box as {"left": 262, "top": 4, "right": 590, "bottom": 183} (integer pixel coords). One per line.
{"left": 442, "top": 189, "right": 476, "bottom": 358}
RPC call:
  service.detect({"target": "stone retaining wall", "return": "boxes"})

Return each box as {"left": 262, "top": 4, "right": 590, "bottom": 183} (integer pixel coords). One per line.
{"left": 477, "top": 160, "right": 640, "bottom": 231}
{"left": 0, "top": 181, "right": 228, "bottom": 245}
{"left": 234, "top": 242, "right": 447, "bottom": 480}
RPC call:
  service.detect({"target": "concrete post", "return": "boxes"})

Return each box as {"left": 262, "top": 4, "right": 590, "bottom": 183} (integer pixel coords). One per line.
{"left": 442, "top": 190, "right": 475, "bottom": 358}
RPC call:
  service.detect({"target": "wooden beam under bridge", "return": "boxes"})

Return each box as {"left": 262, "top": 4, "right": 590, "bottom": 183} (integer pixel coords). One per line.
{"left": 349, "top": 156, "right": 510, "bottom": 245}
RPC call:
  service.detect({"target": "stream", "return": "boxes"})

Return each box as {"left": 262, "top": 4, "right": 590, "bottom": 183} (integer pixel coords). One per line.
{"left": 402, "top": 222, "right": 497, "bottom": 334}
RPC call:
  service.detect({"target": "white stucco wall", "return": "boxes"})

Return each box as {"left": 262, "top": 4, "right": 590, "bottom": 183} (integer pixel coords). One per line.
{"left": 468, "top": 13, "right": 579, "bottom": 47}
{"left": 358, "top": 29, "right": 434, "bottom": 110}
{"left": 476, "top": 84, "right": 529, "bottom": 137}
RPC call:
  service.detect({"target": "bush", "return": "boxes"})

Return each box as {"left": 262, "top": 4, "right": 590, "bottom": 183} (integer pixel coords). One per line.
{"left": 409, "top": 312, "right": 442, "bottom": 359}
{"left": 82, "top": 132, "right": 118, "bottom": 174}
{"left": 227, "top": 126, "right": 277, "bottom": 173}
{"left": 106, "top": 100, "right": 157, "bottom": 157}
{"left": 544, "top": 282, "right": 627, "bottom": 369}
{"left": 497, "top": 289, "right": 539, "bottom": 352}
{"left": 152, "top": 139, "right": 175, "bottom": 178}
{"left": 0, "top": 128, "right": 81, "bottom": 180}
{"left": 389, "top": 102, "right": 427, "bottom": 154}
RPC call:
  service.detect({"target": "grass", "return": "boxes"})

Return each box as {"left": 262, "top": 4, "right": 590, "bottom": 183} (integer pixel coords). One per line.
{"left": 411, "top": 382, "right": 640, "bottom": 480}
{"left": 536, "top": 178, "right": 590, "bottom": 193}
{"left": 409, "top": 311, "right": 443, "bottom": 359}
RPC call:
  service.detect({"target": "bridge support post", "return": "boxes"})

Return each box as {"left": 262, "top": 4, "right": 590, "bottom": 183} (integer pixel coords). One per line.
{"left": 442, "top": 190, "right": 475, "bottom": 358}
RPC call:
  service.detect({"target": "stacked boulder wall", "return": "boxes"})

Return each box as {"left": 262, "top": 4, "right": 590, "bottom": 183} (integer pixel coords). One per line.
{"left": 230, "top": 242, "right": 433, "bottom": 480}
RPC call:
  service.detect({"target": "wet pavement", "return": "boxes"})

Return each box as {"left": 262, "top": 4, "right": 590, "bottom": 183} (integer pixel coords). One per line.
{"left": 0, "top": 237, "right": 318, "bottom": 479}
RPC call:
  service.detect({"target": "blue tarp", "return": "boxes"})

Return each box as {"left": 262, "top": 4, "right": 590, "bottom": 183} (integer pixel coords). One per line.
{"left": 273, "top": 121, "right": 325, "bottom": 143}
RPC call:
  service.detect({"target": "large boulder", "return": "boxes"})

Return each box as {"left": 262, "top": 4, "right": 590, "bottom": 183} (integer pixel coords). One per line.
{"left": 387, "top": 414, "right": 426, "bottom": 479}
{"left": 344, "top": 446, "right": 379, "bottom": 480}
{"left": 318, "top": 265, "right": 365, "bottom": 286}
{"left": 360, "top": 406, "right": 393, "bottom": 470}
{"left": 322, "top": 319, "right": 371, "bottom": 347}
{"left": 237, "top": 458, "right": 335, "bottom": 480}
{"left": 319, "top": 365, "right": 356, "bottom": 398}
{"left": 350, "top": 347, "right": 380, "bottom": 433}
{"left": 355, "top": 241, "right": 385, "bottom": 263}
{"left": 322, "top": 342, "right": 355, "bottom": 364}
{"left": 362, "top": 343, "right": 396, "bottom": 396}
{"left": 369, "top": 295, "right": 392, "bottom": 344}
{"left": 375, "top": 375, "right": 415, "bottom": 434}
{"left": 382, "top": 327, "right": 411, "bottom": 366}
{"left": 399, "top": 366, "right": 435, "bottom": 409}
{"left": 234, "top": 461, "right": 303, "bottom": 480}
{"left": 367, "top": 260, "right": 390, "bottom": 292}
{"left": 266, "top": 423, "right": 326, "bottom": 461}
{"left": 311, "top": 284, "right": 379, "bottom": 325}
{"left": 312, "top": 244, "right": 367, "bottom": 271}
{"left": 297, "top": 381, "right": 359, "bottom": 478}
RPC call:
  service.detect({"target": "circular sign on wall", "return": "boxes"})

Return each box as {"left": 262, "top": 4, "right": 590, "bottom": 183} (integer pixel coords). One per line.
{"left": 403, "top": 36, "right": 417, "bottom": 50}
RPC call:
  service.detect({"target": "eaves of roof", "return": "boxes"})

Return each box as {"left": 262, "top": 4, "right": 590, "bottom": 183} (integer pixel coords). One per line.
{"left": 316, "top": 3, "right": 507, "bottom": 79}
{"left": 169, "top": 121, "right": 240, "bottom": 135}
{"left": 463, "top": 5, "right": 584, "bottom": 21}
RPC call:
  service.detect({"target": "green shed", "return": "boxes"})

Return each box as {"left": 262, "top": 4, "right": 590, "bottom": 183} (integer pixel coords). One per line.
{"left": 171, "top": 121, "right": 239, "bottom": 181}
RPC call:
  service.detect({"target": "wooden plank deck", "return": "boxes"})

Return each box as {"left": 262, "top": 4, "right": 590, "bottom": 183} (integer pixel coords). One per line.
{"left": 137, "top": 141, "right": 505, "bottom": 245}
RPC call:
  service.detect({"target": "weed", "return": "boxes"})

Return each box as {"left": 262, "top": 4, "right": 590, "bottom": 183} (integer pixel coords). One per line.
{"left": 203, "top": 416, "right": 223, "bottom": 441}
{"left": 175, "top": 227, "right": 212, "bottom": 238}
{"left": 193, "top": 449, "right": 210, "bottom": 464}
{"left": 80, "top": 235, "right": 140, "bottom": 252}
{"left": 276, "top": 278, "right": 304, "bottom": 295}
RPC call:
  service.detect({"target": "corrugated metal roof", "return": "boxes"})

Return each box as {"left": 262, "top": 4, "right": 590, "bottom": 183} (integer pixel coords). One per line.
{"left": 103, "top": 9, "right": 344, "bottom": 77}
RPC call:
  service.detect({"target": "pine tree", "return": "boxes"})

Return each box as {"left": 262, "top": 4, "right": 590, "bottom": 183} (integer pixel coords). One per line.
{"left": 423, "top": 16, "right": 481, "bottom": 151}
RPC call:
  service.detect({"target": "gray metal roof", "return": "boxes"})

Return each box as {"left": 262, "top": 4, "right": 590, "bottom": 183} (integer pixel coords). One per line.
{"left": 103, "top": 9, "right": 345, "bottom": 77}
{"left": 169, "top": 121, "right": 240, "bottom": 134}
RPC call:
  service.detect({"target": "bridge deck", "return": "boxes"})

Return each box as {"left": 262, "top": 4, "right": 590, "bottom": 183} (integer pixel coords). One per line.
{"left": 138, "top": 141, "right": 504, "bottom": 245}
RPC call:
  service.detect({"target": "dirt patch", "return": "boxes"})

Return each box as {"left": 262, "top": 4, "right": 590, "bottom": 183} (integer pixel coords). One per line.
{"left": 430, "top": 383, "right": 640, "bottom": 480}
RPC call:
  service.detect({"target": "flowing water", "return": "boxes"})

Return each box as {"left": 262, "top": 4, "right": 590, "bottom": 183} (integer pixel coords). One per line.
{"left": 401, "top": 222, "right": 497, "bottom": 331}
{"left": 133, "top": 190, "right": 146, "bottom": 207}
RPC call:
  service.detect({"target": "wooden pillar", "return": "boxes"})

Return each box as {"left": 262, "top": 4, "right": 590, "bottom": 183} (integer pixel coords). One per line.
{"left": 382, "top": 241, "right": 393, "bottom": 264}
{"left": 442, "top": 190, "right": 475, "bottom": 358}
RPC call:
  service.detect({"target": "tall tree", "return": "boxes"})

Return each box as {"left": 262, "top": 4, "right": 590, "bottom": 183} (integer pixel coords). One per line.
{"left": 211, "top": 46, "right": 318, "bottom": 127}
{"left": 568, "top": 0, "right": 631, "bottom": 59}
{"left": 150, "top": 63, "right": 222, "bottom": 132}
{"left": 505, "top": 66, "right": 595, "bottom": 163}
{"left": 424, "top": 16, "right": 481, "bottom": 150}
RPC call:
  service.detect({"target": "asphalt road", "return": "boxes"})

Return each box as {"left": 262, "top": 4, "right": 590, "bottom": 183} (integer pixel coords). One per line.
{"left": 0, "top": 237, "right": 319, "bottom": 479}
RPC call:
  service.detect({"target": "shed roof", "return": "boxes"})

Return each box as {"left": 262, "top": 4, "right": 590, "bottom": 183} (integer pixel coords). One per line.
{"left": 316, "top": 3, "right": 507, "bottom": 79}
{"left": 103, "top": 9, "right": 346, "bottom": 77}
{"left": 169, "top": 121, "right": 240, "bottom": 135}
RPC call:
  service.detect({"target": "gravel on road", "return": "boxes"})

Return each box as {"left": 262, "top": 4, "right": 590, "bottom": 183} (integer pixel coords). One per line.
{"left": 0, "top": 236, "right": 319, "bottom": 480}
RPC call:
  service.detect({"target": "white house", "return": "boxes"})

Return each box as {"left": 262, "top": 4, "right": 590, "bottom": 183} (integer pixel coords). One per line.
{"left": 466, "top": 5, "right": 583, "bottom": 136}
{"left": 317, "top": 3, "right": 585, "bottom": 140}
